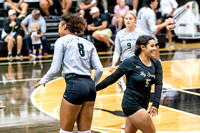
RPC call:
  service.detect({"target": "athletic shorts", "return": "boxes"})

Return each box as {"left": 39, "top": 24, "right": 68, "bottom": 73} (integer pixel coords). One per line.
{"left": 122, "top": 88, "right": 148, "bottom": 117}
{"left": 63, "top": 74, "right": 96, "bottom": 105}
{"left": 2, "top": 34, "right": 18, "bottom": 42}
{"left": 32, "top": 44, "right": 42, "bottom": 50}
{"left": 95, "top": 28, "right": 112, "bottom": 38}
{"left": 4, "top": 2, "right": 22, "bottom": 10}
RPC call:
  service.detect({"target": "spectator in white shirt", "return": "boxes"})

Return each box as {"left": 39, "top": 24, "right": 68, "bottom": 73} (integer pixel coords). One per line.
{"left": 158, "top": 0, "right": 178, "bottom": 47}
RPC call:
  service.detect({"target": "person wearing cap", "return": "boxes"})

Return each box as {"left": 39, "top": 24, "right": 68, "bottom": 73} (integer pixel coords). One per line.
{"left": 4, "top": 0, "right": 28, "bottom": 19}
{"left": 1, "top": 9, "right": 23, "bottom": 61}
{"left": 87, "top": 7, "right": 112, "bottom": 49}
{"left": 76, "top": 0, "right": 97, "bottom": 24}
{"left": 21, "top": 9, "right": 48, "bottom": 56}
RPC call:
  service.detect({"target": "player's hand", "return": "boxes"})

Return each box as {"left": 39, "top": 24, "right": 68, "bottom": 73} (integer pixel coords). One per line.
{"left": 164, "top": 18, "right": 171, "bottom": 26}
{"left": 33, "top": 82, "right": 45, "bottom": 90}
{"left": 109, "top": 65, "right": 115, "bottom": 72}
{"left": 149, "top": 106, "right": 158, "bottom": 117}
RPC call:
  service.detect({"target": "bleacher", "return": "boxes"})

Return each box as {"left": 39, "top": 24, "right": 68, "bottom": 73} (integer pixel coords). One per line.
{"left": 0, "top": 0, "right": 116, "bottom": 57}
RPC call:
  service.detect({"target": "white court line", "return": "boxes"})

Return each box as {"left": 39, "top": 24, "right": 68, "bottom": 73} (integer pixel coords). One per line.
{"left": 178, "top": 88, "right": 200, "bottom": 96}
{"left": 32, "top": 78, "right": 200, "bottom": 133}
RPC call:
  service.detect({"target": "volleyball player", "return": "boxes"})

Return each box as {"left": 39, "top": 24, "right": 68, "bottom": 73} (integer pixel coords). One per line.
{"left": 109, "top": 11, "right": 144, "bottom": 91}
{"left": 34, "top": 13, "right": 103, "bottom": 133}
{"left": 96, "top": 35, "right": 163, "bottom": 133}
{"left": 136, "top": 0, "right": 171, "bottom": 59}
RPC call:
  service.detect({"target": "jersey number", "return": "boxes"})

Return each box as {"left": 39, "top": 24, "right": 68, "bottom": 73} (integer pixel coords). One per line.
{"left": 78, "top": 43, "right": 85, "bottom": 57}
{"left": 127, "top": 43, "right": 131, "bottom": 49}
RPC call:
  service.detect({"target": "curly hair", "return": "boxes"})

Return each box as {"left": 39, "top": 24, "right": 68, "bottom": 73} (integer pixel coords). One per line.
{"left": 134, "top": 35, "right": 155, "bottom": 56}
{"left": 61, "top": 12, "right": 87, "bottom": 34}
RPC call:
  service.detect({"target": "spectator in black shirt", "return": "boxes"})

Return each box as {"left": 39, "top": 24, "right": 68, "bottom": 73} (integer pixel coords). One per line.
{"left": 1, "top": 10, "right": 23, "bottom": 61}
{"left": 96, "top": 35, "right": 163, "bottom": 133}
{"left": 87, "top": 7, "right": 112, "bottom": 48}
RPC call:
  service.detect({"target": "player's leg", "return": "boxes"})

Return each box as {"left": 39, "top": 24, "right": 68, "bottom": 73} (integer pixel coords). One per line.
{"left": 124, "top": 117, "right": 138, "bottom": 133}
{"left": 127, "top": 109, "right": 156, "bottom": 133}
{"left": 60, "top": 97, "right": 82, "bottom": 132}
{"left": 76, "top": 101, "right": 95, "bottom": 132}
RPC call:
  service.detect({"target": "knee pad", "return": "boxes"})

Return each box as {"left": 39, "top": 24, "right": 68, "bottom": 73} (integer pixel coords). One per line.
{"left": 59, "top": 128, "right": 72, "bottom": 133}
{"left": 78, "top": 130, "right": 91, "bottom": 133}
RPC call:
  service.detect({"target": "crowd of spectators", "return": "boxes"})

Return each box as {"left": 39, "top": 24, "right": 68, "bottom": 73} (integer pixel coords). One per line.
{"left": 0, "top": 0, "right": 179, "bottom": 61}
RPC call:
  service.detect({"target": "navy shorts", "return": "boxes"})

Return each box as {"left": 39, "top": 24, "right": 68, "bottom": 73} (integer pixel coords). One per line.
{"left": 122, "top": 89, "right": 148, "bottom": 117}
{"left": 63, "top": 74, "right": 96, "bottom": 105}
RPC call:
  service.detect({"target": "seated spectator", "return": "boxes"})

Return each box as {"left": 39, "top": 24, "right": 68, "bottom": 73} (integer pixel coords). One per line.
{"left": 30, "top": 23, "right": 42, "bottom": 59}
{"left": 76, "top": 0, "right": 97, "bottom": 24}
{"left": 21, "top": 9, "right": 48, "bottom": 56}
{"left": 62, "top": 0, "right": 72, "bottom": 14}
{"left": 158, "top": 0, "right": 178, "bottom": 48}
{"left": 39, "top": 0, "right": 54, "bottom": 16}
{"left": 4, "top": 0, "right": 28, "bottom": 19}
{"left": 98, "top": 0, "right": 108, "bottom": 14}
{"left": 112, "top": 0, "right": 129, "bottom": 32}
{"left": 1, "top": 10, "right": 23, "bottom": 61}
{"left": 87, "top": 7, "right": 112, "bottom": 48}
{"left": 117, "top": 0, "right": 138, "bottom": 13}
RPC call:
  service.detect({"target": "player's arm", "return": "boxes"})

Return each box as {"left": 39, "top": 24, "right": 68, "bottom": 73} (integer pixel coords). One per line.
{"left": 96, "top": 68, "right": 124, "bottom": 91}
{"left": 149, "top": 60, "right": 163, "bottom": 116}
{"left": 147, "top": 13, "right": 170, "bottom": 34}
{"left": 34, "top": 38, "right": 64, "bottom": 88}
{"left": 110, "top": 34, "right": 120, "bottom": 72}
{"left": 91, "top": 47, "right": 103, "bottom": 85}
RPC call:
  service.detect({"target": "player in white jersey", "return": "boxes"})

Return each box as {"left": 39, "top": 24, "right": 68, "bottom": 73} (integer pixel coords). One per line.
{"left": 34, "top": 13, "right": 103, "bottom": 133}
{"left": 109, "top": 11, "right": 144, "bottom": 91}
{"left": 137, "top": 0, "right": 171, "bottom": 59}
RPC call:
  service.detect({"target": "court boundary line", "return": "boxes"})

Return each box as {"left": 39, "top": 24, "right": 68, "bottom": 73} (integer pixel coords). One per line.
{"left": 31, "top": 79, "right": 200, "bottom": 132}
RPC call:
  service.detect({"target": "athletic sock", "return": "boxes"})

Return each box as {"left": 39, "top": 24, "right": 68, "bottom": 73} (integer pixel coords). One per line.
{"left": 78, "top": 130, "right": 91, "bottom": 133}
{"left": 59, "top": 128, "right": 72, "bottom": 133}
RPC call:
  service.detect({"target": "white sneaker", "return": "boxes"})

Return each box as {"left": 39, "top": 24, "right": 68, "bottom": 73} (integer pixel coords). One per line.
{"left": 121, "top": 124, "right": 125, "bottom": 129}
{"left": 109, "top": 38, "right": 115, "bottom": 45}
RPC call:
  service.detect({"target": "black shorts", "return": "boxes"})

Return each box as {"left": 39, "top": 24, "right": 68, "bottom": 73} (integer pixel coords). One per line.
{"left": 32, "top": 44, "right": 42, "bottom": 50}
{"left": 63, "top": 74, "right": 96, "bottom": 105}
{"left": 122, "top": 88, "right": 148, "bottom": 117}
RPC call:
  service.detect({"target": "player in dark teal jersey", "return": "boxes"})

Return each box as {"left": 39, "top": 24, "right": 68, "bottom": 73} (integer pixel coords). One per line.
{"left": 96, "top": 35, "right": 163, "bottom": 133}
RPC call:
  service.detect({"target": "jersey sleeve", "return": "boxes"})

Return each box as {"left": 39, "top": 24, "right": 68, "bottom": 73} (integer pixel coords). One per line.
{"left": 171, "top": 0, "right": 178, "bottom": 9}
{"left": 152, "top": 60, "right": 163, "bottom": 108}
{"left": 112, "top": 33, "right": 121, "bottom": 62}
{"left": 147, "top": 12, "right": 157, "bottom": 34}
{"left": 91, "top": 46, "right": 103, "bottom": 85}
{"left": 118, "top": 58, "right": 131, "bottom": 74}
{"left": 39, "top": 38, "right": 64, "bottom": 85}
{"left": 96, "top": 68, "right": 124, "bottom": 91}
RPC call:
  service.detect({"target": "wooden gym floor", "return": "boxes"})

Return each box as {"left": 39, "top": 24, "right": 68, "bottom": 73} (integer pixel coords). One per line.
{"left": 0, "top": 41, "right": 200, "bottom": 133}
